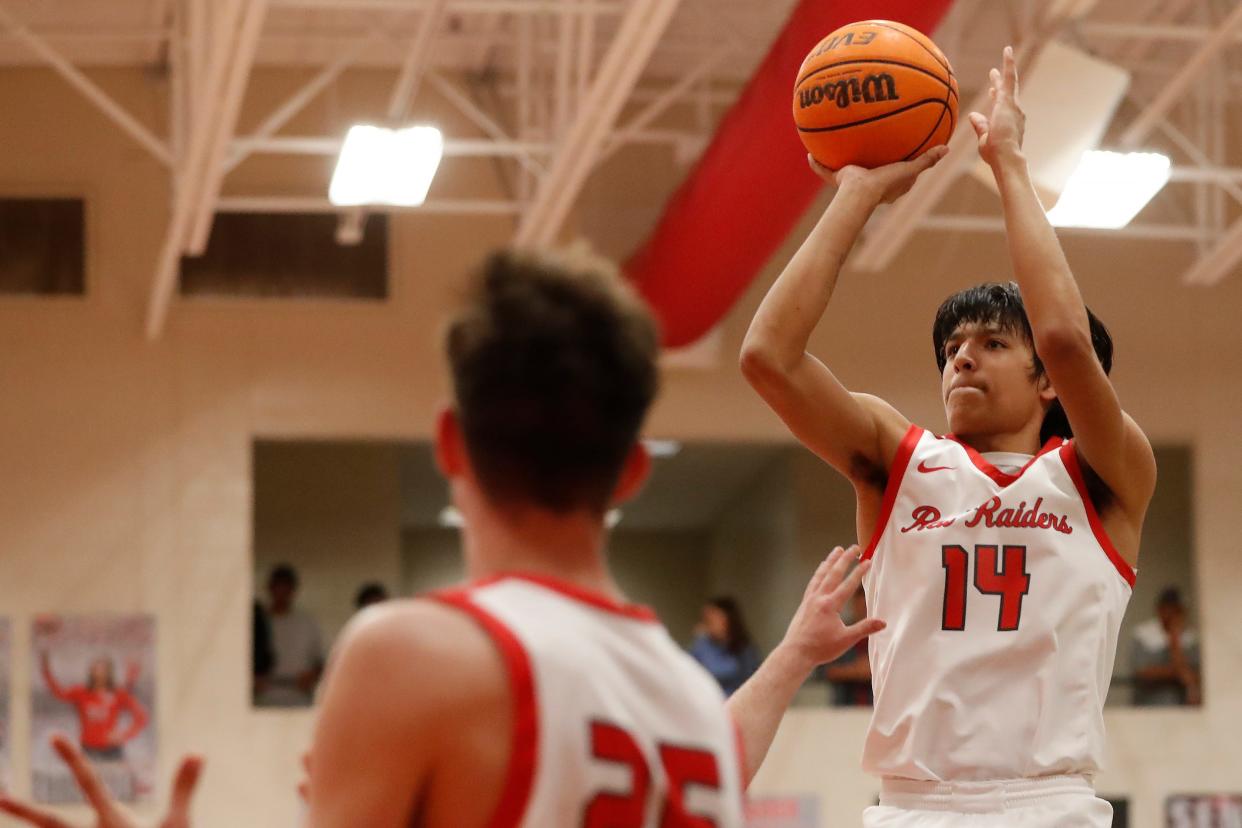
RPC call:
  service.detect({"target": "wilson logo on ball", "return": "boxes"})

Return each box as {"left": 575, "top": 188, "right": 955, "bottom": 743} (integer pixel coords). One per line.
{"left": 797, "top": 73, "right": 898, "bottom": 110}
{"left": 793, "top": 20, "right": 958, "bottom": 169}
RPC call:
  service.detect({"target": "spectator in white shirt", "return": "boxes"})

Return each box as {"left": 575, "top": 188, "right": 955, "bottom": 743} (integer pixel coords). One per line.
{"left": 255, "top": 564, "right": 323, "bottom": 707}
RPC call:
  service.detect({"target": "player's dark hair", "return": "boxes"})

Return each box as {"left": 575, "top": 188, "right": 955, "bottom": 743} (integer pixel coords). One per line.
{"left": 708, "top": 596, "right": 754, "bottom": 656}
{"left": 932, "top": 282, "right": 1113, "bottom": 443}
{"left": 446, "top": 248, "right": 659, "bottom": 514}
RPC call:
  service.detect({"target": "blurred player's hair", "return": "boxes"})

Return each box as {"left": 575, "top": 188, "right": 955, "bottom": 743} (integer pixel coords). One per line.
{"left": 931, "top": 282, "right": 1113, "bottom": 444}
{"left": 446, "top": 247, "right": 659, "bottom": 514}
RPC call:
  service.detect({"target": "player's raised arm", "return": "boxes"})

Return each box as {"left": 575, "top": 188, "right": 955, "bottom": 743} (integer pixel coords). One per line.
{"left": 972, "top": 47, "right": 1156, "bottom": 531}
{"left": 727, "top": 546, "right": 883, "bottom": 783}
{"left": 740, "top": 150, "right": 945, "bottom": 484}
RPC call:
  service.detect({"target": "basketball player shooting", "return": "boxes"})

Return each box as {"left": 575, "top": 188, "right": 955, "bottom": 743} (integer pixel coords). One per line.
{"left": 736, "top": 47, "right": 1156, "bottom": 827}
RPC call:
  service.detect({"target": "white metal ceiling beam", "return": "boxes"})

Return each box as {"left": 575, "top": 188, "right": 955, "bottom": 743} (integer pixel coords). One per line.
{"left": 1152, "top": 117, "right": 1242, "bottom": 206}
{"left": 1118, "top": 1, "right": 1242, "bottom": 149}
{"left": 144, "top": 0, "right": 249, "bottom": 339}
{"left": 0, "top": 2, "right": 172, "bottom": 166}
{"left": 576, "top": 0, "right": 595, "bottom": 105}
{"left": 387, "top": 0, "right": 449, "bottom": 122}
{"left": 236, "top": 135, "right": 554, "bottom": 156}
{"left": 1101, "top": 0, "right": 1196, "bottom": 65}
{"left": 1182, "top": 216, "right": 1242, "bottom": 286}
{"left": 554, "top": 0, "right": 575, "bottom": 139}
{"left": 183, "top": 0, "right": 270, "bottom": 256}
{"left": 514, "top": 0, "right": 684, "bottom": 247}
{"left": 168, "top": 0, "right": 186, "bottom": 174}
{"left": 1080, "top": 20, "right": 1242, "bottom": 44}
{"left": 923, "top": 214, "right": 1208, "bottom": 242}
{"left": 426, "top": 72, "right": 546, "bottom": 178}
{"left": 224, "top": 40, "right": 375, "bottom": 174}
{"left": 217, "top": 196, "right": 521, "bottom": 215}
{"left": 273, "top": 0, "right": 624, "bottom": 13}
{"left": 233, "top": 130, "right": 703, "bottom": 158}
{"left": 597, "top": 49, "right": 726, "bottom": 165}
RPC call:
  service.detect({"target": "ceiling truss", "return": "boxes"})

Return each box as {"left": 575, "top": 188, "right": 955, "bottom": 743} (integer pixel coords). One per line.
{"left": 0, "top": 0, "right": 1238, "bottom": 338}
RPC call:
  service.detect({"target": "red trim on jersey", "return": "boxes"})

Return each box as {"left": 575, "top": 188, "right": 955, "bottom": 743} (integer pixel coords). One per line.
{"left": 1058, "top": 442, "right": 1137, "bottom": 588}
{"left": 944, "top": 434, "right": 1065, "bottom": 488}
{"left": 472, "top": 572, "right": 660, "bottom": 622}
{"left": 430, "top": 591, "right": 539, "bottom": 828}
{"left": 861, "top": 424, "right": 923, "bottom": 562}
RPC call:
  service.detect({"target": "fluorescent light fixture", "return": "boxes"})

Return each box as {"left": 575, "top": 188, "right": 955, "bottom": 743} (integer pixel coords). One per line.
{"left": 605, "top": 509, "right": 623, "bottom": 529}
{"left": 642, "top": 439, "right": 682, "bottom": 458}
{"left": 438, "top": 506, "right": 464, "bottom": 528}
{"left": 329, "top": 124, "right": 444, "bottom": 207}
{"left": 1046, "top": 150, "right": 1170, "bottom": 229}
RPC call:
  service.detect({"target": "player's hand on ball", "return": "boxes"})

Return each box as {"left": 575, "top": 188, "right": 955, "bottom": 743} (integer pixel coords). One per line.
{"left": 810, "top": 145, "right": 949, "bottom": 205}
{"left": 0, "top": 735, "right": 202, "bottom": 828}
{"left": 969, "top": 45, "right": 1025, "bottom": 167}
{"left": 777, "top": 545, "right": 885, "bottom": 672}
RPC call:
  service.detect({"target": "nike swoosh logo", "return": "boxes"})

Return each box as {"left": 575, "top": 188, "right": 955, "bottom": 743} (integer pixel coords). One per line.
{"left": 917, "top": 460, "right": 953, "bottom": 473}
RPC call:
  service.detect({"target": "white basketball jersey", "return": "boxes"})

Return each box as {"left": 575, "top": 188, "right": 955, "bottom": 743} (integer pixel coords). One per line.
{"left": 860, "top": 425, "right": 1135, "bottom": 782}
{"left": 433, "top": 573, "right": 746, "bottom": 828}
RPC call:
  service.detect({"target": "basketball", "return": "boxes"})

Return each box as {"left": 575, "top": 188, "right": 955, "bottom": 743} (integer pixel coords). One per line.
{"left": 793, "top": 20, "right": 958, "bottom": 170}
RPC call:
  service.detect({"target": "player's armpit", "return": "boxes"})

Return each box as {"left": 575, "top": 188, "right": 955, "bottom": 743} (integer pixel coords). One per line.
{"left": 740, "top": 346, "right": 909, "bottom": 488}
{"left": 1037, "top": 329, "right": 1156, "bottom": 525}
{"left": 306, "top": 600, "right": 508, "bottom": 828}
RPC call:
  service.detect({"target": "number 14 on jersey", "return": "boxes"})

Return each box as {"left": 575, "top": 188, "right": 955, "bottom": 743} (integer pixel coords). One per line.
{"left": 941, "top": 543, "right": 1031, "bottom": 632}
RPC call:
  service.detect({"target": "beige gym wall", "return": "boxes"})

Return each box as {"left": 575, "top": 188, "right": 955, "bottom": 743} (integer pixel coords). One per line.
{"left": 0, "top": 65, "right": 1239, "bottom": 828}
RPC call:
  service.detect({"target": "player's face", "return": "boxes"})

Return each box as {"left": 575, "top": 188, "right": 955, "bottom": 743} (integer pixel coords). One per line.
{"left": 940, "top": 322, "right": 1049, "bottom": 438}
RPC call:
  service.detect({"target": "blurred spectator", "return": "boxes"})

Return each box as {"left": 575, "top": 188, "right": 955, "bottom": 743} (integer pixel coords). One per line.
{"left": 690, "top": 597, "right": 760, "bottom": 696}
{"left": 354, "top": 582, "right": 390, "bottom": 611}
{"left": 255, "top": 564, "right": 324, "bottom": 707}
{"left": 824, "top": 590, "right": 873, "bottom": 706}
{"left": 1132, "top": 587, "right": 1201, "bottom": 706}
{"left": 252, "top": 600, "right": 274, "bottom": 700}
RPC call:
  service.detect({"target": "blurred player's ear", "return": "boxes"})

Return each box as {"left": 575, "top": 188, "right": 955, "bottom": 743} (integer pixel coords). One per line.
{"left": 434, "top": 406, "right": 467, "bottom": 479}
{"left": 611, "top": 441, "right": 652, "bottom": 506}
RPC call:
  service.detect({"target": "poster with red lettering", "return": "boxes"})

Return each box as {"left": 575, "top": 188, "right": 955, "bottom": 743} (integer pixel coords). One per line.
{"left": 30, "top": 614, "right": 156, "bottom": 804}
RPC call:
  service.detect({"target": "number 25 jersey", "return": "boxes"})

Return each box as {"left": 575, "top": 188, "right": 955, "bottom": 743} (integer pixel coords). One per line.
{"left": 860, "top": 426, "right": 1135, "bottom": 782}
{"left": 433, "top": 573, "right": 746, "bottom": 827}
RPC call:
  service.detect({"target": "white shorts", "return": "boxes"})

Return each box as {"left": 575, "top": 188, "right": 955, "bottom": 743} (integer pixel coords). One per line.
{"left": 862, "top": 775, "right": 1113, "bottom": 828}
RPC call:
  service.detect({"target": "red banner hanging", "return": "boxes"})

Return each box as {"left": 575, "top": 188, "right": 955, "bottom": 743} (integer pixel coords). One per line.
{"left": 626, "top": 0, "right": 957, "bottom": 347}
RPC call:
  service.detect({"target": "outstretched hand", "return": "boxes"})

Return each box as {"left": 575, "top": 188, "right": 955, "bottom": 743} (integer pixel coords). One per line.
{"left": 808, "top": 144, "right": 949, "bottom": 205}
{"left": 0, "top": 735, "right": 202, "bottom": 828}
{"left": 969, "top": 45, "right": 1025, "bottom": 168}
{"left": 777, "top": 545, "right": 885, "bottom": 673}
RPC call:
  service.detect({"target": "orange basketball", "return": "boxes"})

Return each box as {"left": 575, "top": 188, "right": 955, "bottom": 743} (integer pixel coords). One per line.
{"left": 793, "top": 20, "right": 958, "bottom": 170}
